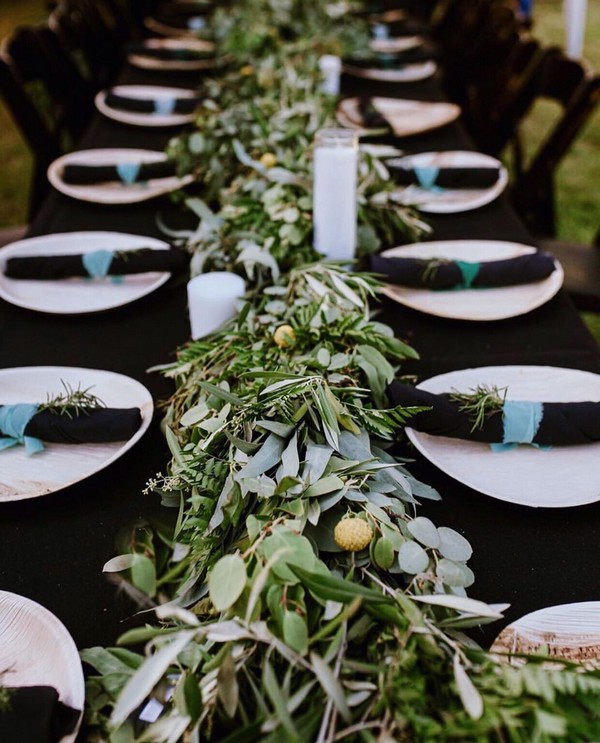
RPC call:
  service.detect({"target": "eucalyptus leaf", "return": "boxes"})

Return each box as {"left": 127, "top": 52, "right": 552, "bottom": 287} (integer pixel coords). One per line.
{"left": 407, "top": 517, "right": 441, "bottom": 549}
{"left": 436, "top": 559, "right": 475, "bottom": 588}
{"left": 208, "top": 555, "right": 247, "bottom": 611}
{"left": 453, "top": 655, "right": 484, "bottom": 720}
{"left": 283, "top": 611, "right": 309, "bottom": 655}
{"left": 438, "top": 527, "right": 473, "bottom": 562}
{"left": 310, "top": 653, "right": 351, "bottom": 723}
{"left": 398, "top": 541, "right": 430, "bottom": 574}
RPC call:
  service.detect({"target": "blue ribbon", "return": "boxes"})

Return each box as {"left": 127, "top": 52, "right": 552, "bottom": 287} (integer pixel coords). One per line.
{"left": 0, "top": 404, "right": 44, "bottom": 455}
{"left": 372, "top": 23, "right": 389, "bottom": 40}
{"left": 490, "top": 400, "right": 550, "bottom": 452}
{"left": 82, "top": 250, "right": 114, "bottom": 279}
{"left": 415, "top": 166, "right": 445, "bottom": 193}
{"left": 187, "top": 16, "right": 206, "bottom": 30}
{"left": 116, "top": 162, "right": 141, "bottom": 185}
{"left": 454, "top": 260, "right": 481, "bottom": 289}
{"left": 154, "top": 98, "right": 177, "bottom": 116}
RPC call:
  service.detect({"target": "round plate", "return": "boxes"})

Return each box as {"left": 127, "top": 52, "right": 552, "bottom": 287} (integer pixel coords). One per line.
{"left": 343, "top": 60, "right": 436, "bottom": 83}
{"left": 95, "top": 85, "right": 198, "bottom": 127}
{"left": 380, "top": 240, "right": 563, "bottom": 321}
{"left": 0, "top": 366, "right": 153, "bottom": 501}
{"left": 127, "top": 37, "right": 217, "bottom": 72}
{"left": 0, "top": 590, "right": 84, "bottom": 742}
{"left": 491, "top": 602, "right": 600, "bottom": 666}
{"left": 369, "top": 36, "right": 422, "bottom": 53}
{"left": 407, "top": 365, "right": 600, "bottom": 508}
{"left": 47, "top": 148, "right": 194, "bottom": 205}
{"left": 337, "top": 96, "right": 461, "bottom": 137}
{"left": 0, "top": 231, "right": 173, "bottom": 314}
{"left": 144, "top": 15, "right": 209, "bottom": 37}
{"left": 387, "top": 150, "right": 508, "bottom": 213}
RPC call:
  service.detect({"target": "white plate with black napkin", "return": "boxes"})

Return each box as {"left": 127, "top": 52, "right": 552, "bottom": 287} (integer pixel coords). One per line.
{"left": 127, "top": 37, "right": 216, "bottom": 71}
{"left": 387, "top": 150, "right": 508, "bottom": 213}
{"left": 95, "top": 85, "right": 200, "bottom": 127}
{"left": 342, "top": 59, "right": 437, "bottom": 83}
{"left": 0, "top": 231, "right": 184, "bottom": 314}
{"left": 397, "top": 365, "right": 600, "bottom": 507}
{"left": 369, "top": 36, "right": 422, "bottom": 54}
{"left": 0, "top": 366, "right": 153, "bottom": 501}
{"left": 378, "top": 240, "right": 563, "bottom": 320}
{"left": 48, "top": 148, "right": 194, "bottom": 204}
{"left": 337, "top": 96, "right": 461, "bottom": 137}
{"left": 0, "top": 591, "right": 84, "bottom": 742}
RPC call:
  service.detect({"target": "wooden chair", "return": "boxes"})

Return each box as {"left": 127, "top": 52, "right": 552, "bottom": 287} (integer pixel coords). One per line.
{"left": 506, "top": 56, "right": 600, "bottom": 236}
{"left": 541, "top": 229, "right": 600, "bottom": 310}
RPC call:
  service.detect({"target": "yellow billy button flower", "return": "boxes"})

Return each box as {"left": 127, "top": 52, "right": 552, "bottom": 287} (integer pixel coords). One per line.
{"left": 260, "top": 152, "right": 277, "bottom": 169}
{"left": 334, "top": 518, "right": 373, "bottom": 552}
{"left": 240, "top": 64, "right": 254, "bottom": 76}
{"left": 273, "top": 324, "right": 296, "bottom": 348}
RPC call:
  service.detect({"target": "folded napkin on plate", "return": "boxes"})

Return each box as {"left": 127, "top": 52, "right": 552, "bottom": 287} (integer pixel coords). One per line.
{"left": 104, "top": 91, "right": 200, "bottom": 114}
{"left": 357, "top": 96, "right": 391, "bottom": 129}
{"left": 387, "top": 381, "right": 600, "bottom": 447}
{"left": 370, "top": 19, "right": 428, "bottom": 37}
{"left": 62, "top": 160, "right": 177, "bottom": 185}
{"left": 0, "top": 686, "right": 80, "bottom": 743}
{"left": 150, "top": 13, "right": 208, "bottom": 29}
{"left": 387, "top": 164, "right": 501, "bottom": 189}
{"left": 371, "top": 251, "right": 556, "bottom": 289}
{"left": 4, "top": 246, "right": 189, "bottom": 280}
{"left": 0, "top": 404, "right": 142, "bottom": 455}
{"left": 126, "top": 43, "right": 212, "bottom": 61}
{"left": 345, "top": 48, "right": 434, "bottom": 69}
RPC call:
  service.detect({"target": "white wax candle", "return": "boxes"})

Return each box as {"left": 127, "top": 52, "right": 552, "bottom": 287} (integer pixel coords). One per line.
{"left": 313, "top": 140, "right": 358, "bottom": 261}
{"left": 319, "top": 55, "right": 341, "bottom": 96}
{"left": 187, "top": 272, "right": 245, "bottom": 339}
{"left": 565, "top": 0, "right": 588, "bottom": 59}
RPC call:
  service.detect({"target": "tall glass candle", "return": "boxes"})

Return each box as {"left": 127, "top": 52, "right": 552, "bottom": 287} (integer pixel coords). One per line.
{"left": 312, "top": 128, "right": 358, "bottom": 261}
{"left": 187, "top": 272, "right": 245, "bottom": 339}
{"left": 319, "top": 55, "right": 341, "bottom": 96}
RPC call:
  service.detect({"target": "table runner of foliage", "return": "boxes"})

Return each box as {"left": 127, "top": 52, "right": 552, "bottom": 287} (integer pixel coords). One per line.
{"left": 81, "top": 2, "right": 600, "bottom": 740}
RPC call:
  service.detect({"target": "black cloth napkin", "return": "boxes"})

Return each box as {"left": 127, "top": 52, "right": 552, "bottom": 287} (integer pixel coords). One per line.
{"left": 0, "top": 686, "right": 80, "bottom": 743}
{"left": 4, "top": 247, "right": 189, "bottom": 280}
{"left": 0, "top": 406, "right": 143, "bottom": 444}
{"left": 126, "top": 43, "right": 212, "bottom": 61}
{"left": 387, "top": 381, "right": 600, "bottom": 445}
{"left": 104, "top": 92, "right": 200, "bottom": 114}
{"left": 62, "top": 160, "right": 177, "bottom": 185}
{"left": 344, "top": 47, "right": 435, "bottom": 69}
{"left": 387, "top": 164, "right": 501, "bottom": 189}
{"left": 370, "top": 251, "right": 556, "bottom": 289}
{"left": 357, "top": 97, "right": 390, "bottom": 129}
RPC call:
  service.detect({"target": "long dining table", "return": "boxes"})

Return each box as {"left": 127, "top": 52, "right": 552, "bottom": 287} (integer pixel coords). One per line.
{"left": 0, "top": 37, "right": 599, "bottom": 666}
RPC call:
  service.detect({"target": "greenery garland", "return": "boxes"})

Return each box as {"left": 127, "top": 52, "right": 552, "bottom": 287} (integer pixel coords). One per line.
{"left": 81, "top": 1, "right": 600, "bottom": 741}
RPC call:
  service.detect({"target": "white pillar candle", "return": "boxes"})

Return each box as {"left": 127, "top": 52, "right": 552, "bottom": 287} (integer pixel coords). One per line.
{"left": 319, "top": 54, "right": 342, "bottom": 96}
{"left": 565, "top": 0, "right": 588, "bottom": 59}
{"left": 187, "top": 272, "right": 245, "bottom": 339}
{"left": 312, "top": 128, "right": 358, "bottom": 261}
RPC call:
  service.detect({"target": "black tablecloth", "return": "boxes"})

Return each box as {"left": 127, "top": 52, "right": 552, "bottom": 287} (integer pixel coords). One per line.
{"left": 0, "top": 59, "right": 598, "bottom": 659}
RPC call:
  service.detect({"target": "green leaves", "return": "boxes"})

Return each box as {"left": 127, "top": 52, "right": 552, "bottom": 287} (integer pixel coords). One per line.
{"left": 283, "top": 611, "right": 309, "bottom": 655}
{"left": 209, "top": 555, "right": 247, "bottom": 611}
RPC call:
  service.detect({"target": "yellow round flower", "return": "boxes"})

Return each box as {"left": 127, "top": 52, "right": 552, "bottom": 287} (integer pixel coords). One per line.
{"left": 273, "top": 325, "right": 296, "bottom": 348}
{"left": 240, "top": 64, "right": 254, "bottom": 76}
{"left": 260, "top": 152, "right": 277, "bottom": 169}
{"left": 334, "top": 518, "right": 373, "bottom": 552}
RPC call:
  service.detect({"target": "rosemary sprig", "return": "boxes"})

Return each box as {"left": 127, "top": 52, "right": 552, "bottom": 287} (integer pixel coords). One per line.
{"left": 421, "top": 258, "right": 451, "bottom": 284}
{"left": 0, "top": 671, "right": 12, "bottom": 713}
{"left": 449, "top": 384, "right": 507, "bottom": 432}
{"left": 39, "top": 381, "right": 105, "bottom": 419}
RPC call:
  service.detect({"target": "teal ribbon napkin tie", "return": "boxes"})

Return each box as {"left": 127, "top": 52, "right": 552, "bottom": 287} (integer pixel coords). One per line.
{"left": 82, "top": 250, "right": 115, "bottom": 279}
{"left": 454, "top": 260, "right": 481, "bottom": 289}
{"left": 414, "top": 166, "right": 445, "bottom": 193}
{"left": 0, "top": 403, "right": 44, "bottom": 455}
{"left": 490, "top": 400, "right": 550, "bottom": 452}
{"left": 116, "top": 162, "right": 141, "bottom": 185}
{"left": 187, "top": 16, "right": 206, "bottom": 30}
{"left": 154, "top": 98, "right": 177, "bottom": 115}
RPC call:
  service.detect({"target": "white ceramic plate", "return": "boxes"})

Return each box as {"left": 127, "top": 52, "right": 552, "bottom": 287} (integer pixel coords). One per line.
{"left": 407, "top": 365, "right": 600, "bottom": 508}
{"left": 95, "top": 85, "right": 198, "bottom": 127}
{"left": 380, "top": 240, "right": 563, "bottom": 321}
{"left": 127, "top": 37, "right": 217, "bottom": 72}
{"left": 0, "top": 590, "right": 85, "bottom": 742}
{"left": 0, "top": 366, "right": 153, "bottom": 501}
{"left": 343, "top": 60, "right": 437, "bottom": 83}
{"left": 337, "top": 96, "right": 461, "bottom": 137}
{"left": 491, "top": 602, "right": 600, "bottom": 666}
{"left": 387, "top": 150, "right": 508, "bottom": 213}
{"left": 48, "top": 148, "right": 194, "bottom": 205}
{"left": 144, "top": 15, "right": 209, "bottom": 37}
{"left": 0, "top": 231, "right": 173, "bottom": 314}
{"left": 369, "top": 36, "right": 422, "bottom": 53}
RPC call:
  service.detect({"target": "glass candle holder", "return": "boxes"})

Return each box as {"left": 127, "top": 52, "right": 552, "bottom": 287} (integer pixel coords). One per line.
{"left": 312, "top": 128, "right": 359, "bottom": 261}
{"left": 318, "top": 55, "right": 341, "bottom": 96}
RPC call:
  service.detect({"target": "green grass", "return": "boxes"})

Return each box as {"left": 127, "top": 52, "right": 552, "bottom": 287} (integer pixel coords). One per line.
{"left": 0, "top": 0, "right": 47, "bottom": 227}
